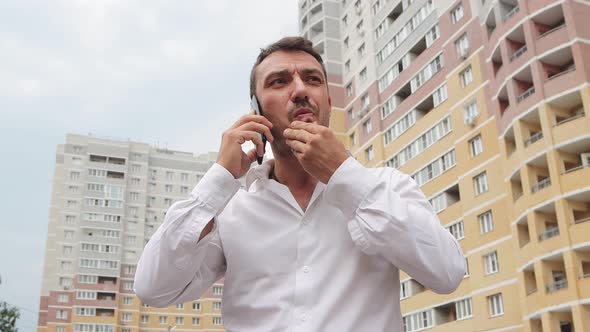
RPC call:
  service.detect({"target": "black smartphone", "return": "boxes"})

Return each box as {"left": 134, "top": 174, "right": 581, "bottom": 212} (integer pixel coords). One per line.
{"left": 250, "top": 95, "right": 267, "bottom": 165}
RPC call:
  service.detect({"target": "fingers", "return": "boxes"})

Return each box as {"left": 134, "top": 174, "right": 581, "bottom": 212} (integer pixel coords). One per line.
{"left": 290, "top": 120, "right": 322, "bottom": 134}
{"left": 238, "top": 121, "right": 274, "bottom": 142}
{"left": 245, "top": 148, "right": 258, "bottom": 163}
{"left": 283, "top": 128, "right": 313, "bottom": 143}
{"left": 231, "top": 114, "right": 274, "bottom": 132}
{"left": 285, "top": 139, "right": 306, "bottom": 154}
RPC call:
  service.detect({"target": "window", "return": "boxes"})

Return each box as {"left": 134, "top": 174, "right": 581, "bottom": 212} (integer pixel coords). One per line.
{"left": 180, "top": 186, "right": 189, "bottom": 195}
{"left": 425, "top": 24, "right": 440, "bottom": 48}
{"left": 126, "top": 236, "right": 136, "bottom": 246}
{"left": 455, "top": 298, "right": 473, "bottom": 319}
{"left": 455, "top": 33, "right": 469, "bottom": 57}
{"left": 70, "top": 171, "right": 80, "bottom": 180}
{"left": 488, "top": 293, "right": 504, "bottom": 317}
{"left": 362, "top": 119, "right": 372, "bottom": 134}
{"left": 395, "top": 116, "right": 452, "bottom": 167}
{"left": 359, "top": 67, "right": 368, "bottom": 82}
{"left": 61, "top": 261, "right": 72, "bottom": 272}
{"left": 464, "top": 100, "right": 479, "bottom": 119}
{"left": 67, "top": 185, "right": 79, "bottom": 193}
{"left": 410, "top": 54, "right": 444, "bottom": 92}
{"left": 346, "top": 83, "right": 353, "bottom": 96}
{"left": 141, "top": 315, "right": 149, "bottom": 324}
{"left": 460, "top": 66, "right": 473, "bottom": 87}
{"left": 66, "top": 200, "right": 77, "bottom": 208}
{"left": 123, "top": 281, "right": 133, "bottom": 290}
{"left": 129, "top": 192, "right": 139, "bottom": 201}
{"left": 365, "top": 146, "right": 375, "bottom": 161}
{"left": 57, "top": 294, "right": 69, "bottom": 303}
{"left": 192, "top": 317, "right": 200, "bottom": 326}
{"left": 432, "top": 84, "right": 448, "bottom": 107}
{"left": 166, "top": 171, "right": 174, "bottom": 180}
{"left": 344, "top": 36, "right": 349, "bottom": 49}
{"left": 165, "top": 185, "right": 173, "bottom": 193}
{"left": 193, "top": 302, "right": 201, "bottom": 310}
{"left": 164, "top": 198, "right": 172, "bottom": 207}
{"left": 75, "top": 308, "right": 95, "bottom": 316}
{"left": 465, "top": 257, "right": 470, "bottom": 276}
{"left": 344, "top": 60, "right": 350, "bottom": 73}
{"left": 213, "top": 286, "right": 223, "bottom": 295}
{"left": 176, "top": 304, "right": 184, "bottom": 310}
{"left": 347, "top": 108, "right": 355, "bottom": 121}
{"left": 76, "top": 291, "right": 96, "bottom": 300}
{"left": 484, "top": 251, "right": 499, "bottom": 274}
{"left": 342, "top": 14, "right": 348, "bottom": 26}
{"left": 131, "top": 164, "right": 141, "bottom": 173}
{"left": 175, "top": 317, "right": 184, "bottom": 325}
{"left": 402, "top": 310, "right": 434, "bottom": 332}
{"left": 356, "top": 20, "right": 364, "bottom": 35}
{"left": 474, "top": 172, "right": 489, "bottom": 195}
{"left": 451, "top": 3, "right": 464, "bottom": 23}
{"left": 412, "top": 150, "right": 456, "bottom": 186}
{"left": 349, "top": 132, "right": 357, "bottom": 146}
{"left": 357, "top": 43, "right": 366, "bottom": 58}
{"left": 354, "top": 0, "right": 362, "bottom": 12}
{"left": 121, "top": 313, "right": 132, "bottom": 322}
{"left": 213, "top": 301, "right": 222, "bottom": 310}
{"left": 78, "top": 275, "right": 98, "bottom": 284}
{"left": 131, "top": 178, "right": 140, "bottom": 185}
{"left": 479, "top": 210, "right": 494, "bottom": 234}
{"left": 159, "top": 316, "right": 167, "bottom": 325}
{"left": 469, "top": 135, "right": 483, "bottom": 157}
{"left": 57, "top": 327, "right": 65, "bottom": 332}
{"left": 383, "top": 110, "right": 417, "bottom": 145}
{"left": 181, "top": 173, "right": 188, "bottom": 181}
{"left": 62, "top": 245, "right": 73, "bottom": 256}
{"left": 123, "top": 297, "right": 133, "bottom": 305}
{"left": 56, "top": 310, "right": 68, "bottom": 319}
{"left": 400, "top": 280, "right": 411, "bottom": 299}
{"left": 361, "top": 94, "right": 370, "bottom": 110}
{"left": 213, "top": 317, "right": 223, "bottom": 326}
{"left": 446, "top": 220, "right": 464, "bottom": 240}
{"left": 60, "top": 277, "right": 72, "bottom": 288}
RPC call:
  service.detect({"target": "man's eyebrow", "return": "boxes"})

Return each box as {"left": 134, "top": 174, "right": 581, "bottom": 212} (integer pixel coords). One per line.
{"left": 301, "top": 68, "right": 325, "bottom": 78}
{"left": 263, "top": 69, "right": 290, "bottom": 82}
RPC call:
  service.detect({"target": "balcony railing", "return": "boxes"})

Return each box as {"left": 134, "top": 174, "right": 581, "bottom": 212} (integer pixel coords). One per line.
{"left": 510, "top": 45, "right": 527, "bottom": 62}
{"left": 546, "top": 279, "right": 567, "bottom": 293}
{"left": 538, "top": 22, "right": 566, "bottom": 39}
{"left": 574, "top": 217, "right": 590, "bottom": 225}
{"left": 563, "top": 163, "right": 590, "bottom": 174}
{"left": 514, "top": 191, "right": 524, "bottom": 201}
{"left": 526, "top": 287, "right": 538, "bottom": 296}
{"left": 524, "top": 131, "right": 543, "bottom": 147}
{"left": 547, "top": 66, "right": 576, "bottom": 81}
{"left": 531, "top": 177, "right": 551, "bottom": 193}
{"left": 503, "top": 6, "right": 520, "bottom": 22}
{"left": 538, "top": 226, "right": 559, "bottom": 241}
{"left": 517, "top": 86, "right": 535, "bottom": 102}
{"left": 555, "top": 112, "right": 585, "bottom": 127}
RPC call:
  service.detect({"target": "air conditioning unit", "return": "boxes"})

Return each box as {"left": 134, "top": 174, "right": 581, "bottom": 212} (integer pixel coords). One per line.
{"left": 582, "top": 153, "right": 590, "bottom": 167}
{"left": 464, "top": 115, "right": 476, "bottom": 126}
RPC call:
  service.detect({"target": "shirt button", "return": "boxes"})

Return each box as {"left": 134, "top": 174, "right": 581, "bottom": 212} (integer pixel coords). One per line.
{"left": 300, "top": 313, "right": 308, "bottom": 322}
{"left": 303, "top": 266, "right": 310, "bottom": 273}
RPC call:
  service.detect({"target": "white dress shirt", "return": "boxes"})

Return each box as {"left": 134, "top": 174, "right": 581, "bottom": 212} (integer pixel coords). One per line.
{"left": 134, "top": 157, "right": 465, "bottom": 331}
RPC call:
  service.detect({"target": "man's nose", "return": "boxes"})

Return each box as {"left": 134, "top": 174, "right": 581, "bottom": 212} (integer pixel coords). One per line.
{"left": 290, "top": 75, "right": 308, "bottom": 101}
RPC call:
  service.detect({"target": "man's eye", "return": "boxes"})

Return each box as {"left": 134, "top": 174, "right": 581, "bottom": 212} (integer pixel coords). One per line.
{"left": 306, "top": 76, "right": 322, "bottom": 83}
{"left": 270, "top": 78, "right": 286, "bottom": 86}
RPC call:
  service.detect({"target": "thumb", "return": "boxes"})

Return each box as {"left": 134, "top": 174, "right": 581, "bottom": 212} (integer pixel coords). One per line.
{"left": 245, "top": 148, "right": 258, "bottom": 163}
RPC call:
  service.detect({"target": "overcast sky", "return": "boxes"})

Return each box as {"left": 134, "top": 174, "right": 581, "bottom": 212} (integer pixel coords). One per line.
{"left": 0, "top": 1, "right": 298, "bottom": 330}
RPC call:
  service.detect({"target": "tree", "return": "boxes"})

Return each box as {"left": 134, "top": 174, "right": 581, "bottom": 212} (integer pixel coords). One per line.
{"left": 0, "top": 301, "right": 20, "bottom": 332}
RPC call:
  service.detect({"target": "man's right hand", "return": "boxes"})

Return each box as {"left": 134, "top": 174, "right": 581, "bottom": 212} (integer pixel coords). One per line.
{"left": 216, "top": 113, "right": 274, "bottom": 179}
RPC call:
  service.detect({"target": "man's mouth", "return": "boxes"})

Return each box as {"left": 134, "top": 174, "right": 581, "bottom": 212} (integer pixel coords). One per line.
{"left": 293, "top": 108, "right": 315, "bottom": 122}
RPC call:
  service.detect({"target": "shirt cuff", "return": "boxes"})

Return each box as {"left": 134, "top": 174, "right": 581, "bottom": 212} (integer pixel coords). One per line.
{"left": 190, "top": 163, "right": 241, "bottom": 214}
{"left": 324, "top": 157, "right": 379, "bottom": 218}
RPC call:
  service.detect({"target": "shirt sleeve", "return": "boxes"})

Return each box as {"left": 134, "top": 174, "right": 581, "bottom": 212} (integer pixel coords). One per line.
{"left": 133, "top": 163, "right": 241, "bottom": 307}
{"left": 323, "top": 157, "right": 466, "bottom": 294}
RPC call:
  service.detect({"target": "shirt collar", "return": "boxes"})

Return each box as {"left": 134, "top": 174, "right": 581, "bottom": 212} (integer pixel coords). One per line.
{"left": 245, "top": 159, "right": 275, "bottom": 191}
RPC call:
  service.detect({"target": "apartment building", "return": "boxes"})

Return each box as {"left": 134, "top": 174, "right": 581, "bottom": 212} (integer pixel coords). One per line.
{"left": 37, "top": 134, "right": 225, "bottom": 332}
{"left": 299, "top": 0, "right": 590, "bottom": 331}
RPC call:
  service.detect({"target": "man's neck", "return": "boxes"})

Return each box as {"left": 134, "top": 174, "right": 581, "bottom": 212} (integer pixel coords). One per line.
{"left": 272, "top": 154, "right": 317, "bottom": 211}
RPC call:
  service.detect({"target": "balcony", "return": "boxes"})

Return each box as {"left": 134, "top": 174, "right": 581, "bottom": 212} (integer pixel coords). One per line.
{"left": 558, "top": 138, "right": 590, "bottom": 192}
{"left": 510, "top": 170, "right": 524, "bottom": 202}
{"left": 546, "top": 279, "right": 568, "bottom": 293}
{"left": 524, "top": 131, "right": 543, "bottom": 147}
{"left": 517, "top": 86, "right": 535, "bottom": 103}
{"left": 517, "top": 216, "right": 531, "bottom": 248}
{"left": 538, "top": 226, "right": 559, "bottom": 241}
{"left": 502, "top": 4, "right": 520, "bottom": 23}
{"left": 510, "top": 45, "right": 527, "bottom": 62}
{"left": 523, "top": 264, "right": 537, "bottom": 296}
{"left": 531, "top": 177, "right": 551, "bottom": 193}
{"left": 533, "top": 4, "right": 566, "bottom": 39}
{"left": 485, "top": 9, "right": 497, "bottom": 39}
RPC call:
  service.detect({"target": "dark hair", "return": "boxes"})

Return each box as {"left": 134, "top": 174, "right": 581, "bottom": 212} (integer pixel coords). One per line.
{"left": 249, "top": 36, "right": 327, "bottom": 97}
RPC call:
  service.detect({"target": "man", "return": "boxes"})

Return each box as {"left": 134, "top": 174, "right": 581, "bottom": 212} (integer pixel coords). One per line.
{"left": 134, "top": 37, "right": 465, "bottom": 331}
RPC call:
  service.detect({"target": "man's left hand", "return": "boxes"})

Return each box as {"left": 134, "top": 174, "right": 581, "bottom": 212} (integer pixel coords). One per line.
{"left": 283, "top": 121, "right": 350, "bottom": 183}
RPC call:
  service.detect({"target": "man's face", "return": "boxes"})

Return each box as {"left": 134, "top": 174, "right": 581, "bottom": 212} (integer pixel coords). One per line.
{"left": 254, "top": 50, "right": 331, "bottom": 156}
